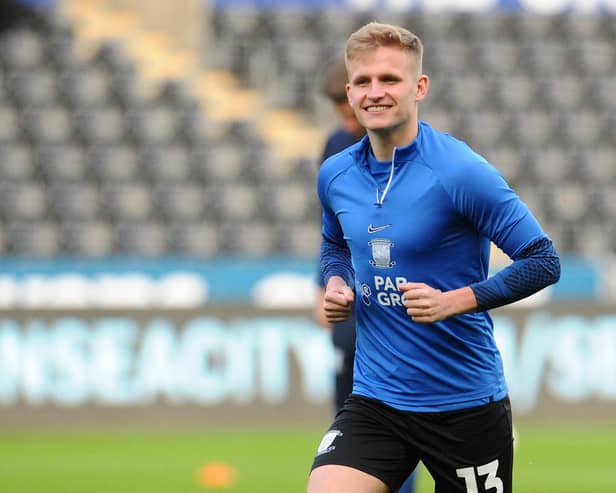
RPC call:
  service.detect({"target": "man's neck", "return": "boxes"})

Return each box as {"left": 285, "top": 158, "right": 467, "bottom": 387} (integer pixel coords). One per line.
{"left": 368, "top": 121, "right": 418, "bottom": 161}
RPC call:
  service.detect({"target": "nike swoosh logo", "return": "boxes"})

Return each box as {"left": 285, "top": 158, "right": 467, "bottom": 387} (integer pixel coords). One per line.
{"left": 368, "top": 224, "right": 391, "bottom": 234}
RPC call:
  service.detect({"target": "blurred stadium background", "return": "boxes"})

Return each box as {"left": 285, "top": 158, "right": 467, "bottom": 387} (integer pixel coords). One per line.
{"left": 0, "top": 0, "right": 615, "bottom": 492}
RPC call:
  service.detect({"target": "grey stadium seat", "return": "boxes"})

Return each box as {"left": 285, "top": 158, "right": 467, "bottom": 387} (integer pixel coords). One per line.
{"left": 167, "top": 220, "right": 222, "bottom": 257}
{"left": 7, "top": 219, "right": 61, "bottom": 257}
{"left": 6, "top": 67, "right": 59, "bottom": 107}
{"left": 0, "top": 182, "right": 47, "bottom": 221}
{"left": 0, "top": 143, "right": 34, "bottom": 182}
{"left": 59, "top": 66, "right": 112, "bottom": 108}
{"left": 73, "top": 105, "right": 126, "bottom": 144}
{"left": 0, "top": 29, "right": 45, "bottom": 70}
{"left": 48, "top": 183, "right": 100, "bottom": 221}
{"left": 61, "top": 220, "right": 113, "bottom": 256}
{"left": 33, "top": 144, "right": 87, "bottom": 183}
{"left": 87, "top": 144, "right": 139, "bottom": 183}
{"left": 113, "top": 220, "right": 168, "bottom": 257}
{"left": 153, "top": 182, "right": 206, "bottom": 221}
{"left": 138, "top": 144, "right": 192, "bottom": 184}
{"left": 100, "top": 183, "right": 154, "bottom": 221}
{"left": 21, "top": 106, "right": 73, "bottom": 144}
{"left": 0, "top": 105, "right": 21, "bottom": 143}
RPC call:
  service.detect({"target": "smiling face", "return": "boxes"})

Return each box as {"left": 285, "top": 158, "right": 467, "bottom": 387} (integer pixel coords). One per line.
{"left": 346, "top": 45, "right": 428, "bottom": 145}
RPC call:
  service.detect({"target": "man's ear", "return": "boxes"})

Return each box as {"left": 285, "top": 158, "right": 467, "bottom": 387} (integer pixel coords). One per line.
{"left": 346, "top": 82, "right": 352, "bottom": 106}
{"left": 416, "top": 74, "right": 430, "bottom": 102}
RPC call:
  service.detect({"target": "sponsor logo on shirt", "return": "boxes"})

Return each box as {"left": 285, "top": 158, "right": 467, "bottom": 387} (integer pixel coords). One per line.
{"left": 367, "top": 223, "right": 391, "bottom": 234}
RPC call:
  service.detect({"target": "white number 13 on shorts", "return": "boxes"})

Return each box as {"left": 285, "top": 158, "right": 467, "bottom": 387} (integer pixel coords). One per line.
{"left": 456, "top": 459, "right": 503, "bottom": 493}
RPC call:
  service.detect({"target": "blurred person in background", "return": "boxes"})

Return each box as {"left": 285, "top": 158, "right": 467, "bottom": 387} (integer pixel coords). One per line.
{"left": 314, "top": 55, "right": 365, "bottom": 416}
{"left": 308, "top": 22, "right": 560, "bottom": 493}
{"left": 313, "top": 55, "right": 416, "bottom": 493}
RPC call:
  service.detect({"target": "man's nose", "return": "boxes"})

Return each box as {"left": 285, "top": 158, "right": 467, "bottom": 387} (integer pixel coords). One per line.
{"left": 367, "top": 81, "right": 385, "bottom": 99}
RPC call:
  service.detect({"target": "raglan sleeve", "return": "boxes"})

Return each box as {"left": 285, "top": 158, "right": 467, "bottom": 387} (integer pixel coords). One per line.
{"left": 317, "top": 164, "right": 355, "bottom": 288}
{"left": 448, "top": 156, "right": 560, "bottom": 310}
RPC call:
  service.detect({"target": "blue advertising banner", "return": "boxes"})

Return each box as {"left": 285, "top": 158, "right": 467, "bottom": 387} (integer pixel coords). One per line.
{"left": 0, "top": 255, "right": 601, "bottom": 308}
{"left": 0, "top": 306, "right": 615, "bottom": 421}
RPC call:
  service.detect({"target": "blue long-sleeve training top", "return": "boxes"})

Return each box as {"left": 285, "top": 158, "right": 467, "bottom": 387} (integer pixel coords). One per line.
{"left": 318, "top": 121, "right": 560, "bottom": 412}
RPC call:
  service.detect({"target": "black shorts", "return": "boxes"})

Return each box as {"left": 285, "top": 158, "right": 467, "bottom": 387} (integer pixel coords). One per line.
{"left": 311, "top": 394, "right": 513, "bottom": 493}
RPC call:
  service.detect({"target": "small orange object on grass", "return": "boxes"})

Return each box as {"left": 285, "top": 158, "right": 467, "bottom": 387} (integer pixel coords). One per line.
{"left": 196, "top": 461, "right": 237, "bottom": 489}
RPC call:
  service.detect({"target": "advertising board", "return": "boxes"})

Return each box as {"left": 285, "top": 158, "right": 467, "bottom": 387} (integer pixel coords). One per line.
{"left": 1, "top": 304, "right": 614, "bottom": 427}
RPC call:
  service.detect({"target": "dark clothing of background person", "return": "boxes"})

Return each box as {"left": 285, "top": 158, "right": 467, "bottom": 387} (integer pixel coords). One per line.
{"left": 318, "top": 127, "right": 361, "bottom": 412}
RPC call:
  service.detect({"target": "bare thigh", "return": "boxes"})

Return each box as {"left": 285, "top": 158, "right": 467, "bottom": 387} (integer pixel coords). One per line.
{"left": 308, "top": 465, "right": 390, "bottom": 493}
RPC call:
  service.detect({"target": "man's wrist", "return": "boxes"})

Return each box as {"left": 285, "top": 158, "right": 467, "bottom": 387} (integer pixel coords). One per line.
{"left": 443, "top": 286, "right": 479, "bottom": 317}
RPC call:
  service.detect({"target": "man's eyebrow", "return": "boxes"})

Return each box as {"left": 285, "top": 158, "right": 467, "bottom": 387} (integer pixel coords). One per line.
{"left": 349, "top": 74, "right": 369, "bottom": 83}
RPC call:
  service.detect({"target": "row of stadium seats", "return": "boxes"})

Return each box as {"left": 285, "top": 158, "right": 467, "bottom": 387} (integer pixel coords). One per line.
{"left": 0, "top": 8, "right": 322, "bottom": 258}
{"left": 210, "top": 10, "right": 616, "bottom": 110}
{"left": 0, "top": 217, "right": 322, "bottom": 258}
{"left": 0, "top": 5, "right": 612, "bottom": 260}
{"left": 208, "top": 9, "right": 616, "bottom": 259}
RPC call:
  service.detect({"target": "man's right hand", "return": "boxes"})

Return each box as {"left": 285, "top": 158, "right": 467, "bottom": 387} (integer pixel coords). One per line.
{"left": 323, "top": 276, "right": 355, "bottom": 323}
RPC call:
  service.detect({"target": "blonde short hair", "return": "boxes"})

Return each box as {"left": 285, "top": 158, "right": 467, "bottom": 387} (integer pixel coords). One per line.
{"left": 345, "top": 22, "right": 424, "bottom": 75}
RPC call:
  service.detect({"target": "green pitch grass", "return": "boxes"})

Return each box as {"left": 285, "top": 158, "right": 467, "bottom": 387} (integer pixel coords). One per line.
{"left": 0, "top": 422, "right": 614, "bottom": 493}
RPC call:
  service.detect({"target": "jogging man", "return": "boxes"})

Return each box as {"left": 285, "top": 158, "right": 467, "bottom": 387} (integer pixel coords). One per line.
{"left": 308, "top": 22, "right": 560, "bottom": 493}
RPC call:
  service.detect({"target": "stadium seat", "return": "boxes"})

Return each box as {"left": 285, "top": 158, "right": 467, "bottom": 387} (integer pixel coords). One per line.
{"left": 125, "top": 103, "right": 179, "bottom": 145}
{"left": 0, "top": 181, "right": 47, "bottom": 221}
{"left": 493, "top": 74, "right": 536, "bottom": 111}
{"left": 577, "top": 144, "right": 616, "bottom": 185}
{"left": 220, "top": 220, "right": 274, "bottom": 257}
{"left": 273, "top": 220, "right": 321, "bottom": 257}
{"left": 190, "top": 141, "right": 250, "bottom": 184}
{"left": 101, "top": 183, "right": 154, "bottom": 221}
{"left": 167, "top": 220, "right": 222, "bottom": 257}
{"left": 475, "top": 39, "right": 522, "bottom": 76}
{"left": 592, "top": 75, "right": 616, "bottom": 111}
{"left": 153, "top": 182, "right": 206, "bottom": 221}
{"left": 216, "top": 183, "right": 260, "bottom": 221}
{"left": 266, "top": 181, "right": 318, "bottom": 222}
{"left": 73, "top": 105, "right": 126, "bottom": 144}
{"left": 455, "top": 109, "right": 506, "bottom": 151}
{"left": 87, "top": 144, "right": 139, "bottom": 183}
{"left": 21, "top": 105, "right": 73, "bottom": 144}
{"left": 539, "top": 75, "right": 585, "bottom": 111}
{"left": 543, "top": 181, "right": 591, "bottom": 223}
{"left": 509, "top": 110, "right": 555, "bottom": 147}
{"left": 7, "top": 219, "right": 61, "bottom": 256}
{"left": 557, "top": 109, "right": 603, "bottom": 147}
{"left": 113, "top": 220, "right": 168, "bottom": 257}
{"left": 61, "top": 220, "right": 113, "bottom": 256}
{"left": 525, "top": 145, "right": 575, "bottom": 185}
{"left": 59, "top": 66, "right": 112, "bottom": 108}
{"left": 0, "top": 28, "right": 45, "bottom": 69}
{"left": 572, "top": 40, "right": 615, "bottom": 75}
{"left": 48, "top": 183, "right": 100, "bottom": 221}
{"left": 6, "top": 67, "right": 59, "bottom": 107}
{"left": 33, "top": 144, "right": 87, "bottom": 183}
{"left": 138, "top": 144, "right": 192, "bottom": 184}
{"left": 0, "top": 143, "right": 34, "bottom": 182}
{"left": 482, "top": 145, "right": 527, "bottom": 188}
{"left": 0, "top": 105, "right": 21, "bottom": 143}
{"left": 525, "top": 39, "right": 571, "bottom": 76}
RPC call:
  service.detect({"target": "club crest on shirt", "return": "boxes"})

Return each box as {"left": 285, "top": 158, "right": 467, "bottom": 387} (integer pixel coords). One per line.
{"left": 369, "top": 239, "right": 395, "bottom": 268}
